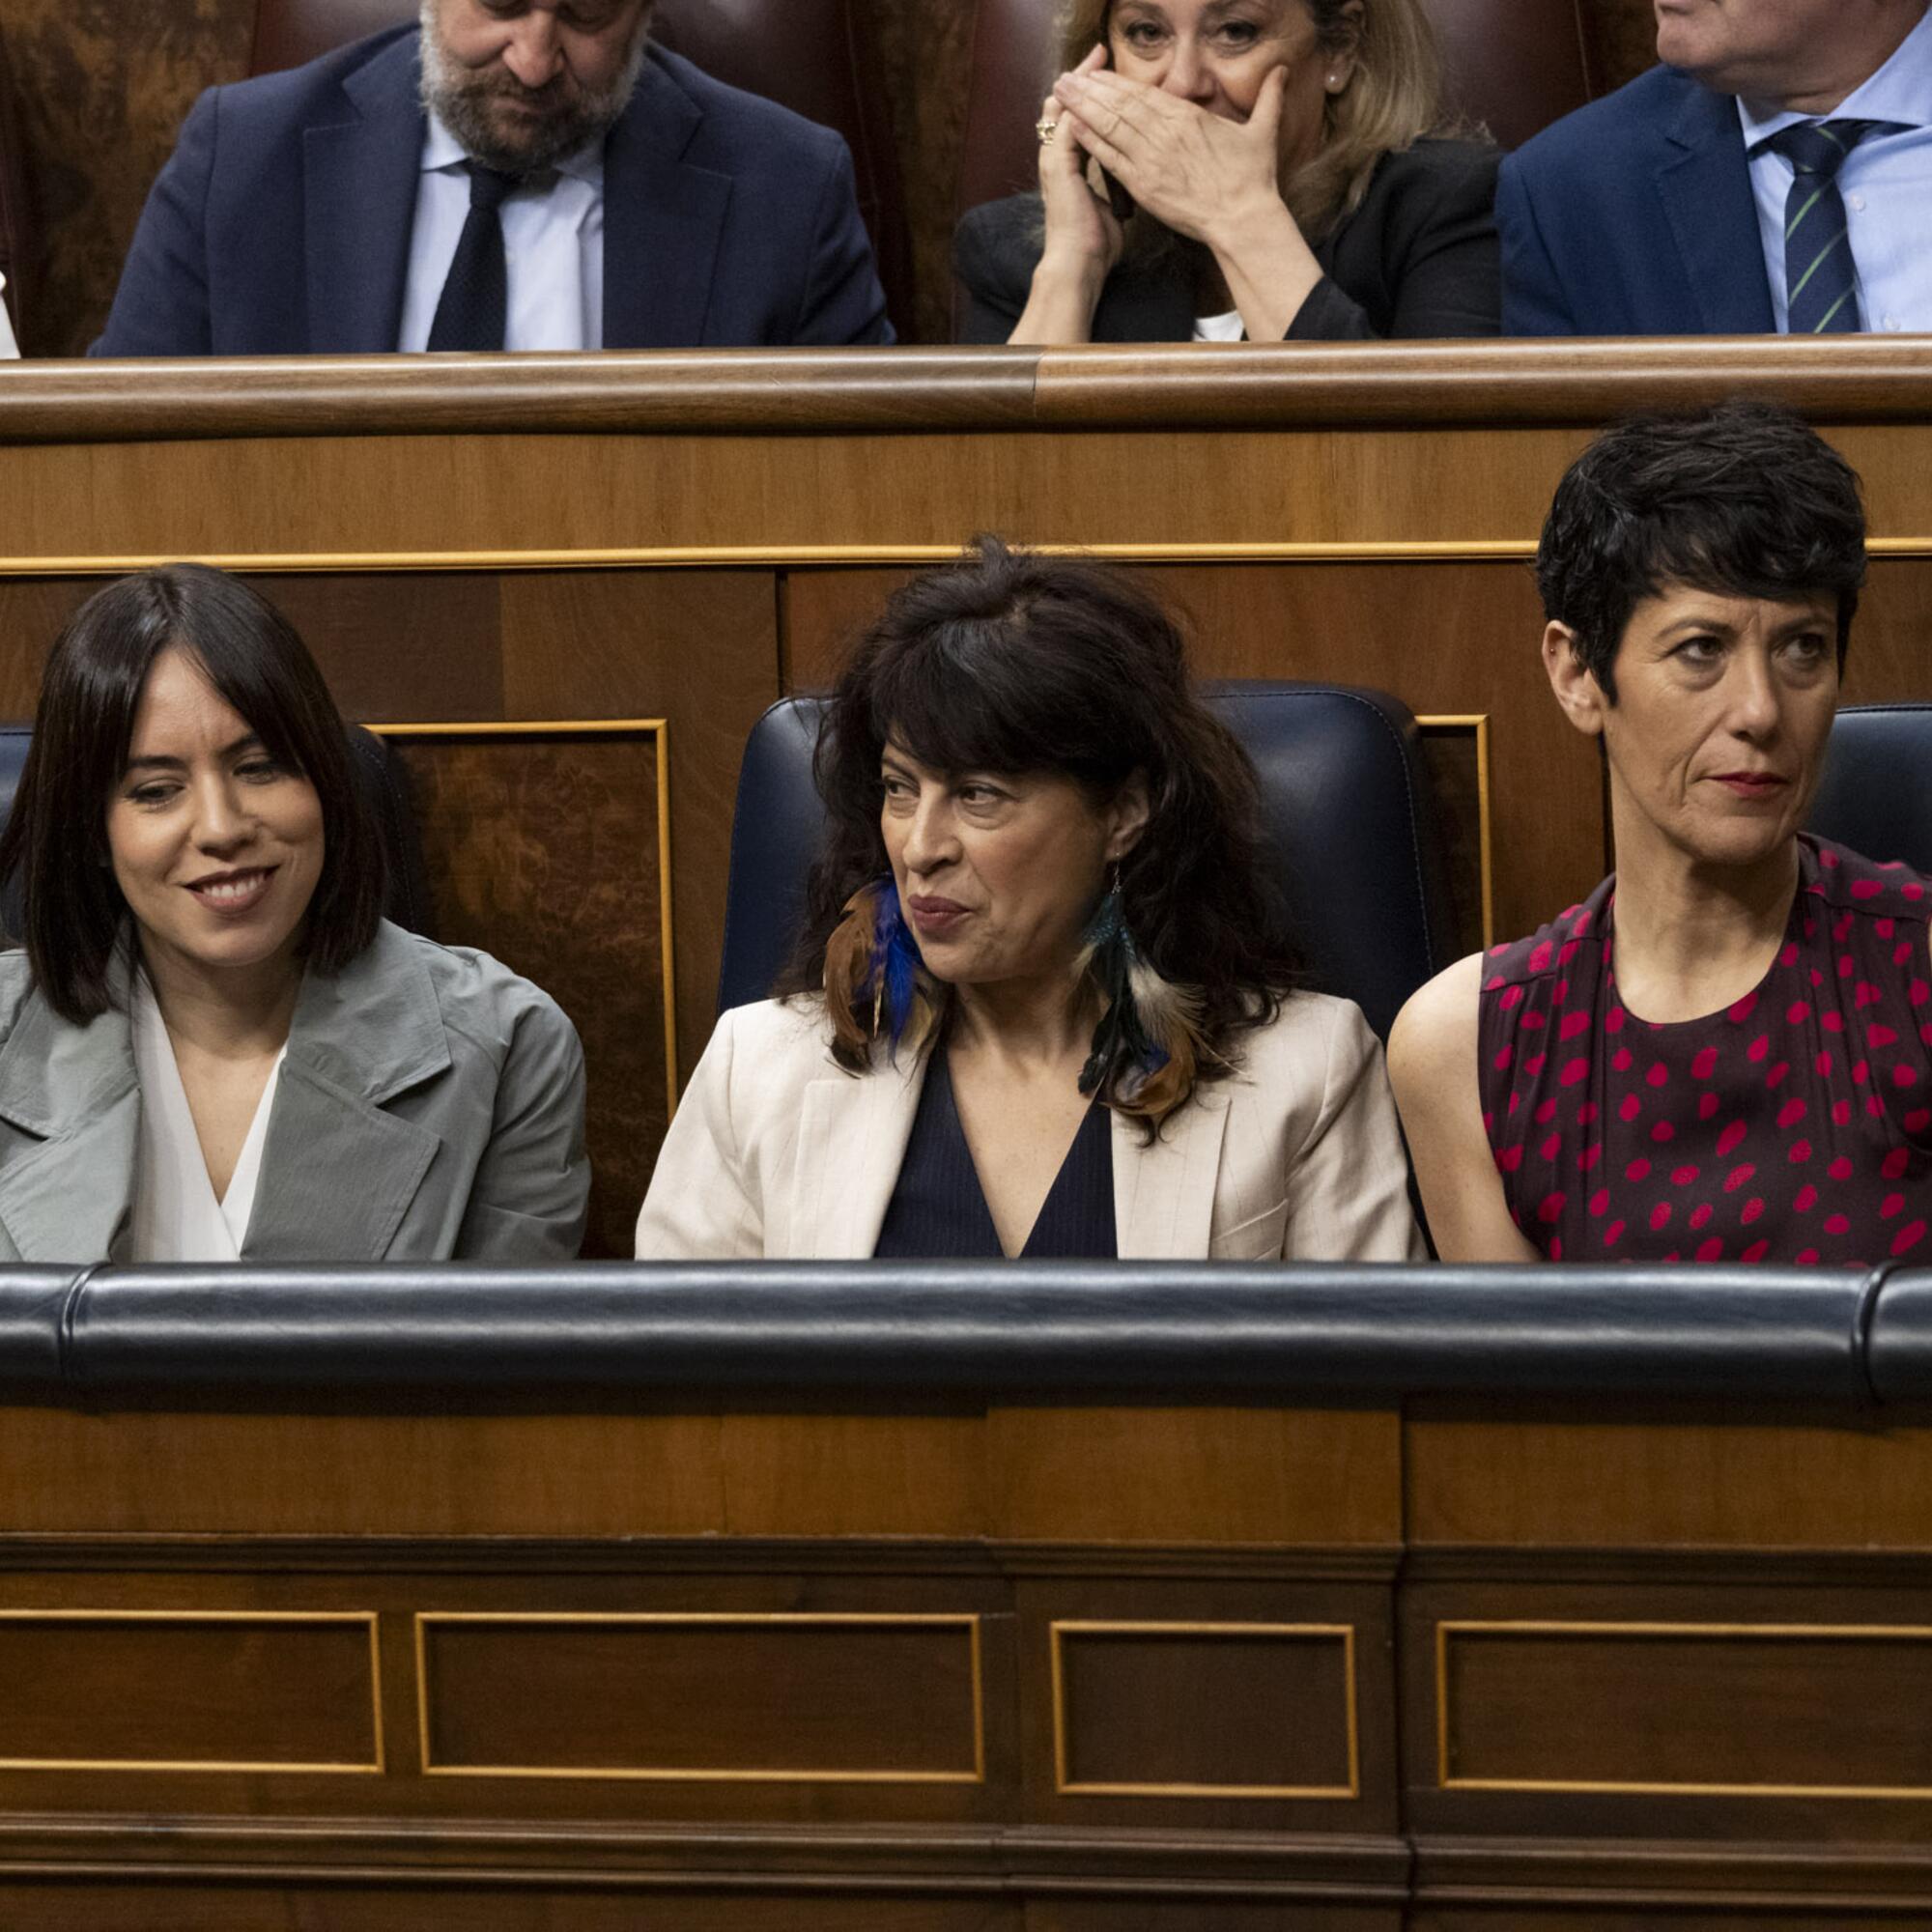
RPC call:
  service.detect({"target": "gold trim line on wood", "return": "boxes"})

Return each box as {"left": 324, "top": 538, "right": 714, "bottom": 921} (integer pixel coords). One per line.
{"left": 1435, "top": 1618, "right": 1932, "bottom": 1800}
{"left": 0, "top": 1609, "right": 384, "bottom": 1776}
{"left": 365, "top": 719, "right": 678, "bottom": 1115}
{"left": 5, "top": 539, "right": 1932, "bottom": 575}
{"left": 412, "top": 1611, "right": 985, "bottom": 1785}
{"left": 1415, "top": 713, "right": 1494, "bottom": 951}
{"left": 1049, "top": 1619, "right": 1360, "bottom": 1802}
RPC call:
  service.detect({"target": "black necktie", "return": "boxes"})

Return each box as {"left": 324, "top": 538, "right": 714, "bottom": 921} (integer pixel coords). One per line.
{"left": 426, "top": 161, "right": 520, "bottom": 353}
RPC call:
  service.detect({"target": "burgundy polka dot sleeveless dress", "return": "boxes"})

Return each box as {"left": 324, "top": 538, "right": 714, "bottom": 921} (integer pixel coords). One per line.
{"left": 1479, "top": 837, "right": 1932, "bottom": 1264}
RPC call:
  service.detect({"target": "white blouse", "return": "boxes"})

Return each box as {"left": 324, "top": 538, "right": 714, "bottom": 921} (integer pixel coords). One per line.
{"left": 1192, "top": 311, "right": 1244, "bottom": 342}
{"left": 129, "top": 977, "right": 286, "bottom": 1263}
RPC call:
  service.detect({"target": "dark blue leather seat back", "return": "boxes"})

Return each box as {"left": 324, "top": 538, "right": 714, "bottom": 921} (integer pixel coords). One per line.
{"left": 718, "top": 682, "right": 1458, "bottom": 1040}
{"left": 0, "top": 724, "right": 435, "bottom": 939}
{"left": 1809, "top": 704, "right": 1932, "bottom": 874}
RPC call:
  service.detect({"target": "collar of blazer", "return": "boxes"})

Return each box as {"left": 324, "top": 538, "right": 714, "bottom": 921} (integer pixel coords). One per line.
{"left": 302, "top": 33, "right": 732, "bottom": 353}
{"left": 788, "top": 1042, "right": 1232, "bottom": 1260}
{"left": 0, "top": 922, "right": 451, "bottom": 1263}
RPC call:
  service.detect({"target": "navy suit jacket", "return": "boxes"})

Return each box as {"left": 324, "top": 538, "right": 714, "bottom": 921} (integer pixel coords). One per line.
{"left": 93, "top": 27, "right": 893, "bottom": 355}
{"left": 1497, "top": 64, "right": 1776, "bottom": 335}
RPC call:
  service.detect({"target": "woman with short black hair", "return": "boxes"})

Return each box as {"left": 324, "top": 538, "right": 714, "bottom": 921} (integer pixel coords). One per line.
{"left": 638, "top": 537, "right": 1420, "bottom": 1261}
{"left": 0, "top": 564, "right": 588, "bottom": 1262}
{"left": 1390, "top": 402, "right": 1925, "bottom": 1266}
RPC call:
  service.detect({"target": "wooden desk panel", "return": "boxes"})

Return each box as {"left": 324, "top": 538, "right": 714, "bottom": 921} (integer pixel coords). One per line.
{"left": 9, "top": 1390, "right": 1932, "bottom": 1922}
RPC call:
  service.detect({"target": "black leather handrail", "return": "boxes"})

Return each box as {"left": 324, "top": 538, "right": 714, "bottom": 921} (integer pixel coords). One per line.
{"left": 0, "top": 1263, "right": 1909, "bottom": 1407}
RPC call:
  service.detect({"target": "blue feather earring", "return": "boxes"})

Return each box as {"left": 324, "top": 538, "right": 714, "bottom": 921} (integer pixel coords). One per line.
{"left": 1074, "top": 869, "right": 1203, "bottom": 1116}
{"left": 865, "top": 878, "right": 924, "bottom": 1045}
{"left": 825, "top": 876, "right": 936, "bottom": 1060}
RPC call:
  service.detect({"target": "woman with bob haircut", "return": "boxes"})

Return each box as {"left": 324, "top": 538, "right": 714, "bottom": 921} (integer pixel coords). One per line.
{"left": 638, "top": 537, "right": 1420, "bottom": 1261}
{"left": 0, "top": 564, "right": 588, "bottom": 1262}
{"left": 1391, "top": 402, "right": 1929, "bottom": 1266}
{"left": 954, "top": 0, "right": 1498, "bottom": 345}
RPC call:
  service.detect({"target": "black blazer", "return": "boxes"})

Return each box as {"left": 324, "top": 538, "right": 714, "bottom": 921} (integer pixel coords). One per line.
{"left": 954, "top": 137, "right": 1500, "bottom": 343}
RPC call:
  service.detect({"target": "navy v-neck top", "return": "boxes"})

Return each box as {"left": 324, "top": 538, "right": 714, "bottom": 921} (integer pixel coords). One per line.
{"left": 872, "top": 1051, "right": 1117, "bottom": 1259}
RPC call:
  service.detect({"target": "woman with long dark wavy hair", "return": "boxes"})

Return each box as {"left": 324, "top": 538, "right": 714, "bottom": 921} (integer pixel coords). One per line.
{"left": 637, "top": 538, "right": 1419, "bottom": 1261}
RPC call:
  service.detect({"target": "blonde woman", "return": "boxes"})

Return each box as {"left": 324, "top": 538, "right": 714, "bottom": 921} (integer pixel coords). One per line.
{"left": 955, "top": 0, "right": 1498, "bottom": 343}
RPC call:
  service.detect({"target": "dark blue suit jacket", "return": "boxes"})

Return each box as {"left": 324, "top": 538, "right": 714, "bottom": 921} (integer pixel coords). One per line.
{"left": 1497, "top": 64, "right": 1776, "bottom": 335}
{"left": 93, "top": 28, "right": 893, "bottom": 354}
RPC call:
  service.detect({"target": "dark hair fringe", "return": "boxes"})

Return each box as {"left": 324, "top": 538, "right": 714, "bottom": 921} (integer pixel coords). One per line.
{"left": 0, "top": 564, "right": 386, "bottom": 1022}
{"left": 776, "top": 536, "right": 1301, "bottom": 1130}
{"left": 1534, "top": 399, "right": 1867, "bottom": 700}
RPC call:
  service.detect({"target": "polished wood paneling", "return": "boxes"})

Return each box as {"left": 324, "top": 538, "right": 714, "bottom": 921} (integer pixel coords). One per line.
{"left": 1436, "top": 1620, "right": 1932, "bottom": 1796}
{"left": 1406, "top": 1405, "right": 1932, "bottom": 1548}
{"left": 11, "top": 343, "right": 1932, "bottom": 440}
{"left": 418, "top": 1613, "right": 983, "bottom": 1781}
{"left": 13, "top": 1390, "right": 1932, "bottom": 1918}
{"left": 384, "top": 728, "right": 670, "bottom": 1259}
{"left": 3, "top": 0, "right": 252, "bottom": 358}
{"left": 988, "top": 1406, "right": 1402, "bottom": 1545}
{"left": 1015, "top": 1571, "right": 1401, "bottom": 1837}
{"left": 0, "top": 1405, "right": 1397, "bottom": 1543}
{"left": 1053, "top": 1621, "right": 1356, "bottom": 1796}
{"left": 0, "top": 1882, "right": 1026, "bottom": 1931}
{"left": 0, "top": 1610, "right": 379, "bottom": 1773}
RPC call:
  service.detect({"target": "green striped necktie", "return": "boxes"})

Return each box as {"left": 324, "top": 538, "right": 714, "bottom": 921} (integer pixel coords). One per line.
{"left": 1759, "top": 119, "right": 1900, "bottom": 334}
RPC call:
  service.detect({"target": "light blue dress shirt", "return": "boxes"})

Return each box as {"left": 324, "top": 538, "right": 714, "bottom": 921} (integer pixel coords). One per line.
{"left": 398, "top": 111, "right": 606, "bottom": 352}
{"left": 1737, "top": 3, "right": 1932, "bottom": 333}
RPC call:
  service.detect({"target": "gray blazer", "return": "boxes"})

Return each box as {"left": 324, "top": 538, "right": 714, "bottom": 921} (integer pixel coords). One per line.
{"left": 0, "top": 922, "right": 588, "bottom": 1262}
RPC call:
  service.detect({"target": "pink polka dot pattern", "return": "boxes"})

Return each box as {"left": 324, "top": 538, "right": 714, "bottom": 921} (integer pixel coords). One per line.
{"left": 1479, "top": 838, "right": 1932, "bottom": 1266}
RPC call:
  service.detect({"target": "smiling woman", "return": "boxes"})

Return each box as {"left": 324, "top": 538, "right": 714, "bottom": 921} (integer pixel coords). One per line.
{"left": 636, "top": 537, "right": 1423, "bottom": 1264}
{"left": 0, "top": 567, "right": 589, "bottom": 1264}
{"left": 1388, "top": 402, "right": 1932, "bottom": 1268}
{"left": 953, "top": 0, "right": 1500, "bottom": 342}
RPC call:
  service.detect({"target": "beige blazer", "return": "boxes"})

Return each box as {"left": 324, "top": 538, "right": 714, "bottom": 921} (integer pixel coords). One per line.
{"left": 637, "top": 993, "right": 1423, "bottom": 1261}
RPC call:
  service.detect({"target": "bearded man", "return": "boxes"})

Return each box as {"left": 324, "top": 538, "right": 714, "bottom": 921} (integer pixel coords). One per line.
{"left": 93, "top": 0, "right": 893, "bottom": 355}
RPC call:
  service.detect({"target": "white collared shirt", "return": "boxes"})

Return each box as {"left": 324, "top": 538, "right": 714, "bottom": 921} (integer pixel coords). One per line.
{"left": 0, "top": 276, "right": 17, "bottom": 358}
{"left": 129, "top": 975, "right": 286, "bottom": 1263}
{"left": 1736, "top": 3, "right": 1932, "bottom": 333}
{"left": 397, "top": 110, "right": 606, "bottom": 352}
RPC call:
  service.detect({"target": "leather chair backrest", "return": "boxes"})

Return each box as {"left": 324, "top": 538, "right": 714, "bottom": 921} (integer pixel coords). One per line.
{"left": 955, "top": 0, "right": 1594, "bottom": 222}
{"left": 0, "top": 724, "right": 435, "bottom": 939}
{"left": 0, "top": 22, "right": 35, "bottom": 350}
{"left": 717, "top": 681, "right": 1458, "bottom": 1042}
{"left": 1809, "top": 704, "right": 1932, "bottom": 876}
{"left": 248, "top": 0, "right": 912, "bottom": 334}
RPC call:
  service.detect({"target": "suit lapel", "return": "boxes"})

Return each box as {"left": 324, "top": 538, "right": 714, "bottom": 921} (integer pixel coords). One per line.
{"left": 244, "top": 923, "right": 449, "bottom": 1261}
{"left": 0, "top": 1103, "right": 139, "bottom": 1263}
{"left": 789, "top": 1052, "right": 927, "bottom": 1259}
{"left": 242, "top": 1060, "right": 440, "bottom": 1261}
{"left": 1113, "top": 1093, "right": 1229, "bottom": 1259}
{"left": 603, "top": 55, "right": 732, "bottom": 347}
{"left": 1657, "top": 76, "right": 1777, "bottom": 333}
{"left": 304, "top": 33, "right": 427, "bottom": 353}
{"left": 0, "top": 988, "right": 139, "bottom": 1263}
